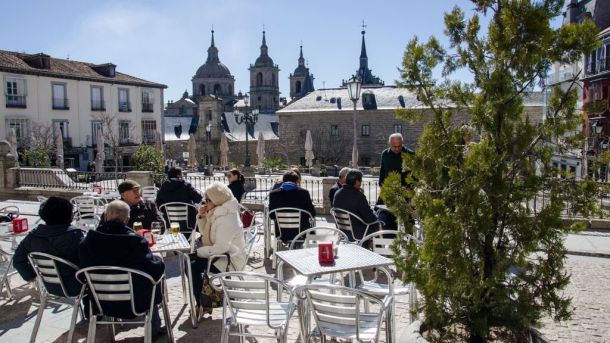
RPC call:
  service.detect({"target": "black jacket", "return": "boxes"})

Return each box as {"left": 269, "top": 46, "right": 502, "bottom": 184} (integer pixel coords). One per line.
{"left": 123, "top": 199, "right": 163, "bottom": 230}
{"left": 329, "top": 181, "right": 342, "bottom": 206}
{"left": 268, "top": 183, "right": 316, "bottom": 242}
{"left": 379, "top": 146, "right": 414, "bottom": 186}
{"left": 13, "top": 224, "right": 83, "bottom": 296}
{"left": 228, "top": 181, "right": 245, "bottom": 203}
{"left": 79, "top": 220, "right": 165, "bottom": 317}
{"left": 333, "top": 184, "right": 378, "bottom": 241}
{"left": 155, "top": 178, "right": 203, "bottom": 229}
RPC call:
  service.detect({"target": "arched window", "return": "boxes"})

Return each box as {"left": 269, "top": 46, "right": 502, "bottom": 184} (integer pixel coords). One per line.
{"left": 256, "top": 72, "right": 263, "bottom": 86}
{"left": 214, "top": 84, "right": 221, "bottom": 94}
{"left": 295, "top": 80, "right": 302, "bottom": 94}
{"left": 199, "top": 84, "right": 205, "bottom": 96}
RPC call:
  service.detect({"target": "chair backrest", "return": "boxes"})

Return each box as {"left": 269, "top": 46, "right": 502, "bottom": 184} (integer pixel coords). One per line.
{"left": 71, "top": 196, "right": 105, "bottom": 217}
{"left": 141, "top": 186, "right": 159, "bottom": 202}
{"left": 73, "top": 213, "right": 100, "bottom": 232}
{"left": 158, "top": 202, "right": 199, "bottom": 231}
{"left": 358, "top": 230, "right": 399, "bottom": 257}
{"left": 289, "top": 226, "right": 349, "bottom": 250}
{"left": 28, "top": 252, "right": 82, "bottom": 298}
{"left": 331, "top": 207, "right": 379, "bottom": 241}
{"left": 0, "top": 205, "right": 20, "bottom": 218}
{"left": 210, "top": 271, "right": 294, "bottom": 329}
{"left": 268, "top": 207, "right": 314, "bottom": 240}
{"left": 296, "top": 284, "right": 388, "bottom": 342}
{"left": 76, "top": 266, "right": 161, "bottom": 318}
{"left": 243, "top": 223, "right": 259, "bottom": 258}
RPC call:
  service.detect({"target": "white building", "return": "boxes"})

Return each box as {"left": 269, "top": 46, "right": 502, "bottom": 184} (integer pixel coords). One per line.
{"left": 0, "top": 50, "right": 166, "bottom": 170}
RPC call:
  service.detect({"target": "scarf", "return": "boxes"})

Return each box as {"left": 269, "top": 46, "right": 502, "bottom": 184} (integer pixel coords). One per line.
{"left": 202, "top": 207, "right": 216, "bottom": 246}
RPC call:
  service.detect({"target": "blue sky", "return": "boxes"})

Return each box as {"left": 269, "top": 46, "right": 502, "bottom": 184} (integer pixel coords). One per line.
{"left": 2, "top": 0, "right": 563, "bottom": 102}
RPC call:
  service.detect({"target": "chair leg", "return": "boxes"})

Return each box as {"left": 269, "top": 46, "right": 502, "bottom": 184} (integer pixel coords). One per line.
{"left": 238, "top": 324, "right": 245, "bottom": 343}
{"left": 144, "top": 314, "right": 152, "bottom": 343}
{"left": 161, "top": 280, "right": 175, "bottom": 343}
{"left": 29, "top": 293, "right": 47, "bottom": 343}
{"left": 66, "top": 298, "right": 81, "bottom": 343}
{"left": 220, "top": 323, "right": 229, "bottom": 343}
{"left": 109, "top": 317, "right": 117, "bottom": 343}
{"left": 86, "top": 312, "right": 97, "bottom": 343}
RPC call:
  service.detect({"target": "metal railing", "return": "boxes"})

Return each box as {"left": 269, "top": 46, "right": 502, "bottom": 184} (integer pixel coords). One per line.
{"left": 118, "top": 101, "right": 131, "bottom": 112}
{"left": 142, "top": 102, "right": 154, "bottom": 112}
{"left": 52, "top": 98, "right": 69, "bottom": 110}
{"left": 91, "top": 99, "right": 105, "bottom": 111}
{"left": 18, "top": 168, "right": 126, "bottom": 191}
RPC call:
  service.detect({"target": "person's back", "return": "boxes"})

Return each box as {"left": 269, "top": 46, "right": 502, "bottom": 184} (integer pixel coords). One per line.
{"left": 268, "top": 171, "right": 315, "bottom": 242}
{"left": 332, "top": 170, "right": 378, "bottom": 241}
{"left": 13, "top": 197, "right": 83, "bottom": 295}
{"left": 155, "top": 167, "right": 202, "bottom": 231}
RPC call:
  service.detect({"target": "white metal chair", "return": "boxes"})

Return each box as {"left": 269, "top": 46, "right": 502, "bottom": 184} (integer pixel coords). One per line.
{"left": 75, "top": 266, "right": 173, "bottom": 343}
{"left": 295, "top": 283, "right": 393, "bottom": 343}
{"left": 70, "top": 196, "right": 104, "bottom": 222}
{"left": 158, "top": 202, "right": 199, "bottom": 235}
{"left": 268, "top": 207, "right": 314, "bottom": 266}
{"left": 330, "top": 207, "right": 384, "bottom": 242}
{"left": 141, "top": 186, "right": 159, "bottom": 202}
{"left": 210, "top": 271, "right": 297, "bottom": 343}
{"left": 72, "top": 213, "right": 100, "bottom": 232}
{"left": 28, "top": 252, "right": 85, "bottom": 343}
{"left": 0, "top": 249, "right": 18, "bottom": 299}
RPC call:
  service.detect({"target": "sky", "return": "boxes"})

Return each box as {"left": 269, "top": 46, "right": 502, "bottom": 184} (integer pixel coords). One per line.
{"left": 1, "top": 0, "right": 564, "bottom": 102}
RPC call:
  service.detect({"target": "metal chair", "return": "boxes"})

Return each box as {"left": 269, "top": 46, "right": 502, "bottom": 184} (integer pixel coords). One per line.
{"left": 330, "top": 207, "right": 384, "bottom": 242}
{"left": 75, "top": 266, "right": 173, "bottom": 343}
{"left": 295, "top": 283, "right": 393, "bottom": 343}
{"left": 72, "top": 213, "right": 100, "bottom": 232}
{"left": 268, "top": 207, "right": 314, "bottom": 265}
{"left": 70, "top": 196, "right": 104, "bottom": 222}
{"left": 210, "top": 271, "right": 297, "bottom": 343}
{"left": 28, "top": 252, "right": 86, "bottom": 343}
{"left": 0, "top": 249, "right": 17, "bottom": 299}
{"left": 158, "top": 202, "right": 199, "bottom": 235}
{"left": 141, "top": 186, "right": 159, "bottom": 202}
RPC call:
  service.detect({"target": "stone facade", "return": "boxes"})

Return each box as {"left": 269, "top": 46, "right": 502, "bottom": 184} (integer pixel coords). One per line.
{"left": 249, "top": 31, "right": 280, "bottom": 113}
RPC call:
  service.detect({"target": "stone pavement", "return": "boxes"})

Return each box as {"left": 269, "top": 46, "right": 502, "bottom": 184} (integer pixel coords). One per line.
{"left": 1, "top": 199, "right": 610, "bottom": 342}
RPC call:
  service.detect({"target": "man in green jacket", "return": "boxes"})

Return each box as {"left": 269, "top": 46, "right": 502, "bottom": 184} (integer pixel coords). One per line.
{"left": 379, "top": 133, "right": 414, "bottom": 186}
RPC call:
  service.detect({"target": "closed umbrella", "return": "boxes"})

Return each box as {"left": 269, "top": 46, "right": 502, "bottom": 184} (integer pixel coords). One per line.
{"left": 55, "top": 128, "right": 64, "bottom": 169}
{"left": 96, "top": 129, "right": 105, "bottom": 173}
{"left": 7, "top": 127, "right": 18, "bottom": 163}
{"left": 256, "top": 131, "right": 265, "bottom": 168}
{"left": 305, "top": 130, "right": 315, "bottom": 168}
{"left": 220, "top": 133, "right": 229, "bottom": 168}
{"left": 187, "top": 134, "right": 197, "bottom": 168}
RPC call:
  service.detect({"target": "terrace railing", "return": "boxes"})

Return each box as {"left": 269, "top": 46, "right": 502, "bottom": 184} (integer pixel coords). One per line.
{"left": 18, "top": 168, "right": 126, "bottom": 191}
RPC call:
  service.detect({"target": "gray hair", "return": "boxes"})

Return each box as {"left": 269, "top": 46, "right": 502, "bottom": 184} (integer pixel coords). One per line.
{"left": 339, "top": 167, "right": 351, "bottom": 179}
{"left": 105, "top": 200, "right": 130, "bottom": 223}
{"left": 388, "top": 133, "right": 404, "bottom": 144}
{"left": 345, "top": 169, "right": 363, "bottom": 186}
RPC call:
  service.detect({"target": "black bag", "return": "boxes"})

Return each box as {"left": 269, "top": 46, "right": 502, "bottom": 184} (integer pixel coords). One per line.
{"left": 0, "top": 212, "right": 15, "bottom": 223}
{"left": 200, "top": 274, "right": 224, "bottom": 309}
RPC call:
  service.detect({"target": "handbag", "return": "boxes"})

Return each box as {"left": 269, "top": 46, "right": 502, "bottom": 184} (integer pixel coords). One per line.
{"left": 240, "top": 209, "right": 255, "bottom": 228}
{"left": 200, "top": 274, "right": 224, "bottom": 309}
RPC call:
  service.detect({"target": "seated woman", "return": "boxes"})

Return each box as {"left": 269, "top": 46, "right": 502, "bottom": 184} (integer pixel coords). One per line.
{"left": 226, "top": 168, "right": 245, "bottom": 203}
{"left": 189, "top": 182, "right": 246, "bottom": 313}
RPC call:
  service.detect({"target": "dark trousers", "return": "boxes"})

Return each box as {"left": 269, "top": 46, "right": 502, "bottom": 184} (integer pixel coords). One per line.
{"left": 188, "top": 254, "right": 221, "bottom": 306}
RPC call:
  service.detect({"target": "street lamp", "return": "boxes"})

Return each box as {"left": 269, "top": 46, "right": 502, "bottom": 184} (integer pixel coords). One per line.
{"left": 205, "top": 122, "right": 212, "bottom": 173}
{"left": 234, "top": 93, "right": 259, "bottom": 167}
{"left": 346, "top": 77, "right": 361, "bottom": 168}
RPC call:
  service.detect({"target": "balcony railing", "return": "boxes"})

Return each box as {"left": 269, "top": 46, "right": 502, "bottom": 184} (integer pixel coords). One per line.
{"left": 142, "top": 102, "right": 154, "bottom": 112}
{"left": 63, "top": 137, "right": 72, "bottom": 148}
{"left": 5, "top": 95, "right": 26, "bottom": 108}
{"left": 91, "top": 99, "right": 106, "bottom": 111}
{"left": 118, "top": 101, "right": 131, "bottom": 112}
{"left": 52, "top": 98, "right": 69, "bottom": 110}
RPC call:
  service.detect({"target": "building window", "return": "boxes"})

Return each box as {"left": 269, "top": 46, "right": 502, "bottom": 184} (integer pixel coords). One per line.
{"left": 119, "top": 120, "right": 130, "bottom": 144}
{"left": 91, "top": 121, "right": 102, "bottom": 145}
{"left": 141, "top": 120, "right": 156, "bottom": 144}
{"left": 142, "top": 90, "right": 154, "bottom": 112}
{"left": 214, "top": 84, "right": 221, "bottom": 94}
{"left": 272, "top": 74, "right": 276, "bottom": 86}
{"left": 361, "top": 124, "right": 370, "bottom": 136}
{"left": 5, "top": 118, "right": 30, "bottom": 145}
{"left": 52, "top": 120, "right": 69, "bottom": 139}
{"left": 199, "top": 84, "right": 205, "bottom": 96}
{"left": 295, "top": 80, "right": 302, "bottom": 94}
{"left": 91, "top": 86, "right": 105, "bottom": 111}
{"left": 52, "top": 82, "right": 69, "bottom": 109}
{"left": 256, "top": 72, "right": 263, "bottom": 86}
{"left": 118, "top": 88, "right": 130, "bottom": 112}
{"left": 4, "top": 77, "right": 26, "bottom": 108}
{"left": 393, "top": 124, "right": 402, "bottom": 133}
{"left": 207, "top": 110, "right": 212, "bottom": 121}
{"left": 331, "top": 125, "right": 338, "bottom": 136}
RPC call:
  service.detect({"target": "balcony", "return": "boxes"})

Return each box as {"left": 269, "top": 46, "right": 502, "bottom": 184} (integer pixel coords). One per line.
{"left": 5, "top": 95, "right": 26, "bottom": 108}
{"left": 142, "top": 102, "right": 154, "bottom": 112}
{"left": 52, "top": 98, "right": 69, "bottom": 110}
{"left": 63, "top": 137, "right": 72, "bottom": 148}
{"left": 91, "top": 99, "right": 105, "bottom": 111}
{"left": 118, "top": 101, "right": 131, "bottom": 112}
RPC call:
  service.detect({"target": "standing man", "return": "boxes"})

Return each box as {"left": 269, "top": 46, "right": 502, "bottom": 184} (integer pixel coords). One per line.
{"left": 118, "top": 180, "right": 163, "bottom": 229}
{"left": 379, "top": 133, "right": 414, "bottom": 187}
{"left": 329, "top": 167, "right": 350, "bottom": 206}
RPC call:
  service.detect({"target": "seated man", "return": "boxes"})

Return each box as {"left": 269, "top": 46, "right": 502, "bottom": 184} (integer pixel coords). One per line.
{"left": 13, "top": 197, "right": 84, "bottom": 296}
{"left": 79, "top": 200, "right": 166, "bottom": 336}
{"left": 268, "top": 170, "right": 316, "bottom": 243}
{"left": 156, "top": 166, "right": 203, "bottom": 231}
{"left": 332, "top": 169, "right": 380, "bottom": 241}
{"left": 329, "top": 167, "right": 350, "bottom": 206}
{"left": 118, "top": 179, "right": 163, "bottom": 229}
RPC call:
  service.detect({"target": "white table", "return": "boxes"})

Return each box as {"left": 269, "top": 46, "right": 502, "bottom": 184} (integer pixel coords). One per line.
{"left": 151, "top": 233, "right": 191, "bottom": 254}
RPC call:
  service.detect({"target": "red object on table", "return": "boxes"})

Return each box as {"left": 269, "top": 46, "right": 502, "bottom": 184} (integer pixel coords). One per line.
{"left": 138, "top": 229, "right": 156, "bottom": 246}
{"left": 318, "top": 242, "right": 334, "bottom": 264}
{"left": 12, "top": 217, "right": 29, "bottom": 233}
{"left": 92, "top": 185, "right": 104, "bottom": 194}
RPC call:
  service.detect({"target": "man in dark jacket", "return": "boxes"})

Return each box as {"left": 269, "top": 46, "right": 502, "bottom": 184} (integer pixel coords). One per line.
{"left": 333, "top": 170, "right": 381, "bottom": 241}
{"left": 155, "top": 167, "right": 203, "bottom": 230}
{"left": 268, "top": 171, "right": 316, "bottom": 243}
{"left": 13, "top": 197, "right": 83, "bottom": 296}
{"left": 79, "top": 200, "right": 165, "bottom": 335}
{"left": 379, "top": 133, "right": 415, "bottom": 186}
{"left": 118, "top": 179, "right": 163, "bottom": 229}
{"left": 329, "top": 167, "right": 350, "bottom": 206}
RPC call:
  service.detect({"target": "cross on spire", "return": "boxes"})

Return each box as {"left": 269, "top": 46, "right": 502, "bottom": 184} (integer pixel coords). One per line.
{"left": 361, "top": 20, "right": 367, "bottom": 34}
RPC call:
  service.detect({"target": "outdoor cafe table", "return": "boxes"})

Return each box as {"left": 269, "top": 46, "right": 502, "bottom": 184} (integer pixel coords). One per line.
{"left": 275, "top": 244, "right": 395, "bottom": 342}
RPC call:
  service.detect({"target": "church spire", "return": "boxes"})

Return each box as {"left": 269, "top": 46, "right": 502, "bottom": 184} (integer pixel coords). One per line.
{"left": 359, "top": 28, "right": 368, "bottom": 70}
{"left": 206, "top": 29, "right": 219, "bottom": 63}
{"left": 211, "top": 29, "right": 215, "bottom": 47}
{"left": 298, "top": 44, "right": 305, "bottom": 67}
{"left": 260, "top": 30, "right": 268, "bottom": 56}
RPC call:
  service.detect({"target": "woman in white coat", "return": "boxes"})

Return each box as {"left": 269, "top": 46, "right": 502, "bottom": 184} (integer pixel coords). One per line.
{"left": 189, "top": 181, "right": 246, "bottom": 308}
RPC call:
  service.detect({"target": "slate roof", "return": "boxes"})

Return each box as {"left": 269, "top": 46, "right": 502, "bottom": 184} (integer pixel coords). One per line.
{"left": 164, "top": 117, "right": 197, "bottom": 141}
{"left": 0, "top": 50, "right": 166, "bottom": 88}
{"left": 221, "top": 113, "right": 279, "bottom": 142}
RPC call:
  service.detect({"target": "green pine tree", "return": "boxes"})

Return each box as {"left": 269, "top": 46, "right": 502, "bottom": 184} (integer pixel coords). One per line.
{"left": 382, "top": 1, "right": 602, "bottom": 342}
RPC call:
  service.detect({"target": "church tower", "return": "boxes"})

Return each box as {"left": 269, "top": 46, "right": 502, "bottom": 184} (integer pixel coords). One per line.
{"left": 289, "top": 45, "right": 315, "bottom": 100}
{"left": 249, "top": 31, "right": 280, "bottom": 113}
{"left": 192, "top": 30, "right": 236, "bottom": 102}
{"left": 342, "top": 27, "right": 384, "bottom": 87}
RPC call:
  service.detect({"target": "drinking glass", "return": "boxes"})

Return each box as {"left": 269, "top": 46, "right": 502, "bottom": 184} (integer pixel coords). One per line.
{"left": 170, "top": 222, "right": 180, "bottom": 235}
{"left": 151, "top": 221, "right": 162, "bottom": 239}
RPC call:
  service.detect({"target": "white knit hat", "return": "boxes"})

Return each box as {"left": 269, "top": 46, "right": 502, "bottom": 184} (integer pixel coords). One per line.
{"left": 205, "top": 181, "right": 234, "bottom": 205}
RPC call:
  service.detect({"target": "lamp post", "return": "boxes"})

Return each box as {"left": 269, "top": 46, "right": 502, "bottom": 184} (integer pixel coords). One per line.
{"left": 205, "top": 122, "right": 212, "bottom": 174}
{"left": 234, "top": 93, "right": 259, "bottom": 167}
{"left": 346, "top": 77, "right": 362, "bottom": 168}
